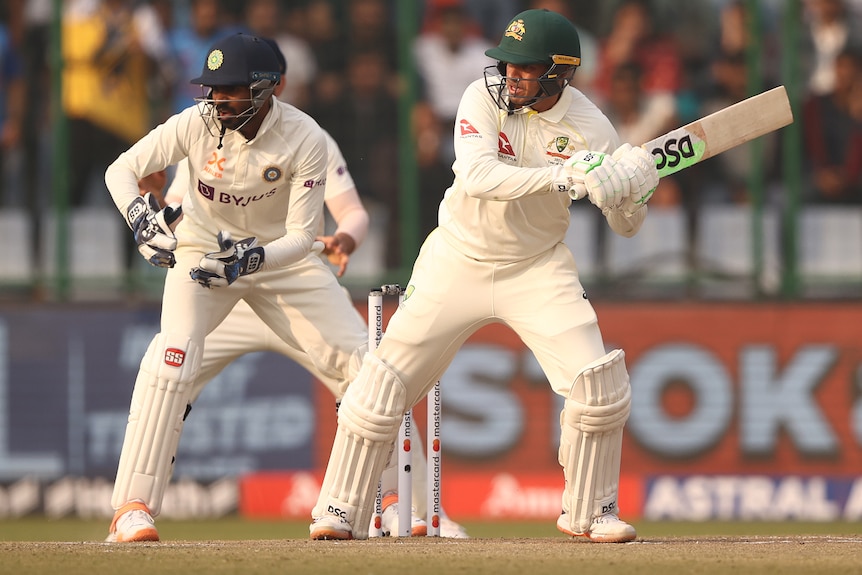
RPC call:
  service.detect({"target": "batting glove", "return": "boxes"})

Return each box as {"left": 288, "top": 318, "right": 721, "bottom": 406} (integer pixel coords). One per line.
{"left": 126, "top": 192, "right": 182, "bottom": 268}
{"left": 557, "top": 150, "right": 630, "bottom": 210}
{"left": 611, "top": 143, "right": 659, "bottom": 216}
{"left": 190, "top": 230, "right": 265, "bottom": 288}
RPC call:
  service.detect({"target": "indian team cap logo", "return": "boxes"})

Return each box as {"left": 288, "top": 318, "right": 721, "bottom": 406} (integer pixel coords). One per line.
{"left": 263, "top": 166, "right": 282, "bottom": 182}
{"left": 207, "top": 49, "right": 225, "bottom": 71}
{"left": 504, "top": 19, "right": 526, "bottom": 41}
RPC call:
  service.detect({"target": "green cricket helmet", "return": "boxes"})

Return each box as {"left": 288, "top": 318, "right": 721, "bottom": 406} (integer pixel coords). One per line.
{"left": 484, "top": 9, "right": 581, "bottom": 111}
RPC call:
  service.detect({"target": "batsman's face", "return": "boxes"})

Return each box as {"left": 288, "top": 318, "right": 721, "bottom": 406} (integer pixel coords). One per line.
{"left": 209, "top": 85, "right": 255, "bottom": 129}
{"left": 504, "top": 62, "right": 547, "bottom": 108}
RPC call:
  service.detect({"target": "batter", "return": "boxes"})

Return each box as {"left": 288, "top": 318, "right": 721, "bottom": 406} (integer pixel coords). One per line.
{"left": 310, "top": 9, "right": 659, "bottom": 542}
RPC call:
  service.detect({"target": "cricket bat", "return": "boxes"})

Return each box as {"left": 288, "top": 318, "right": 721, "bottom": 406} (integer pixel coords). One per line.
{"left": 643, "top": 85, "right": 794, "bottom": 178}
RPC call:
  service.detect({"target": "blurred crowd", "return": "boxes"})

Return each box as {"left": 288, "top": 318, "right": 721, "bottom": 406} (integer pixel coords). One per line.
{"left": 0, "top": 0, "right": 861, "bottom": 278}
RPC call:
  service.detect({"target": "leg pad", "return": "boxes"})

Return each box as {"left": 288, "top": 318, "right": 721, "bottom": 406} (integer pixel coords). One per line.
{"left": 313, "top": 354, "right": 407, "bottom": 539}
{"left": 111, "top": 333, "right": 201, "bottom": 516}
{"left": 559, "top": 349, "right": 631, "bottom": 534}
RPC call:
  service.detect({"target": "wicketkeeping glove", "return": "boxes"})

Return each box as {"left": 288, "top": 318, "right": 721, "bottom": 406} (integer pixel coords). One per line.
{"left": 556, "top": 150, "right": 630, "bottom": 210}
{"left": 189, "top": 230, "right": 265, "bottom": 288}
{"left": 611, "top": 143, "right": 660, "bottom": 216}
{"left": 126, "top": 192, "right": 182, "bottom": 268}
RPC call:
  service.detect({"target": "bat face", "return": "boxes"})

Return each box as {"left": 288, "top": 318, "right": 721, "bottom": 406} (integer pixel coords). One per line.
{"left": 649, "top": 128, "right": 707, "bottom": 176}
{"left": 641, "top": 86, "right": 793, "bottom": 179}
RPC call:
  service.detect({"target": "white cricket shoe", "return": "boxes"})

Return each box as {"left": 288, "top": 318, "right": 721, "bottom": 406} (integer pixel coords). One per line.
{"left": 105, "top": 500, "right": 159, "bottom": 543}
{"left": 310, "top": 515, "right": 354, "bottom": 540}
{"left": 381, "top": 502, "right": 427, "bottom": 537}
{"left": 439, "top": 516, "right": 469, "bottom": 539}
{"left": 556, "top": 511, "right": 636, "bottom": 543}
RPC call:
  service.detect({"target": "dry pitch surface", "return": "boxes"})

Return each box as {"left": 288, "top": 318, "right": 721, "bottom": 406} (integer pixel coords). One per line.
{"left": 4, "top": 534, "right": 862, "bottom": 575}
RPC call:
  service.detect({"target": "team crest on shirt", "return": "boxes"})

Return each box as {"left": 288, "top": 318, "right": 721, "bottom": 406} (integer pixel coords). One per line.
{"left": 545, "top": 136, "right": 575, "bottom": 163}
{"left": 504, "top": 19, "right": 526, "bottom": 42}
{"left": 262, "top": 166, "right": 282, "bottom": 182}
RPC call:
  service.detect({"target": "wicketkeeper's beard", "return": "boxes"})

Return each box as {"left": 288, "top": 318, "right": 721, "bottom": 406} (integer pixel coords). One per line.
{"left": 215, "top": 105, "right": 254, "bottom": 129}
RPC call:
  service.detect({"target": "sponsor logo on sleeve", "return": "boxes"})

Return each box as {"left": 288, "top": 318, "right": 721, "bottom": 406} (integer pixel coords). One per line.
{"left": 460, "top": 119, "right": 479, "bottom": 136}
{"left": 304, "top": 176, "right": 326, "bottom": 189}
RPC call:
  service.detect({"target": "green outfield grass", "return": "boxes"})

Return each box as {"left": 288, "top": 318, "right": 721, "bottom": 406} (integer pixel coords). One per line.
{"left": 1, "top": 518, "right": 860, "bottom": 575}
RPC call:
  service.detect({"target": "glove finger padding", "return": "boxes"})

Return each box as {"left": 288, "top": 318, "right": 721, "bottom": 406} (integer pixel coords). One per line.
{"left": 562, "top": 150, "right": 629, "bottom": 210}
{"left": 126, "top": 193, "right": 182, "bottom": 268}
{"left": 612, "top": 143, "right": 659, "bottom": 211}
{"left": 196, "top": 231, "right": 246, "bottom": 278}
{"left": 138, "top": 244, "right": 175, "bottom": 268}
{"left": 203, "top": 230, "right": 239, "bottom": 265}
{"left": 191, "top": 230, "right": 264, "bottom": 288}
{"left": 189, "top": 268, "right": 229, "bottom": 289}
{"left": 584, "top": 160, "right": 627, "bottom": 210}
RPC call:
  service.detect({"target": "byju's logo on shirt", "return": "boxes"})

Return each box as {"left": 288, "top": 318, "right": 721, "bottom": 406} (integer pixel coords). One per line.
{"left": 196, "top": 179, "right": 278, "bottom": 206}
{"left": 198, "top": 180, "right": 215, "bottom": 201}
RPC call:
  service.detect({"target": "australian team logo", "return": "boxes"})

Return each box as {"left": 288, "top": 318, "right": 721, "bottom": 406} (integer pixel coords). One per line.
{"left": 546, "top": 136, "right": 574, "bottom": 161}
{"left": 262, "top": 166, "right": 282, "bottom": 182}
{"left": 554, "top": 137, "right": 569, "bottom": 153}
{"left": 504, "top": 19, "right": 526, "bottom": 41}
{"left": 403, "top": 284, "right": 415, "bottom": 302}
{"left": 206, "top": 49, "right": 224, "bottom": 71}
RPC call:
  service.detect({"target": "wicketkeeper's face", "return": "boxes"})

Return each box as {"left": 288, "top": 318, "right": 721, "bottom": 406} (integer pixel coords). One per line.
{"left": 208, "top": 85, "right": 257, "bottom": 129}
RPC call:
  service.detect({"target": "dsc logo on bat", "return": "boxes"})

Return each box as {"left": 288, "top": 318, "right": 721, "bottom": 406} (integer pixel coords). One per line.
{"left": 651, "top": 133, "right": 696, "bottom": 170}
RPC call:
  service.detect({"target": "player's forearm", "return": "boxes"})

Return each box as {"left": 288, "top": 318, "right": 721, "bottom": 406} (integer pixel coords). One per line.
{"left": 462, "top": 161, "right": 557, "bottom": 200}
{"left": 325, "top": 188, "right": 368, "bottom": 247}
{"left": 261, "top": 229, "right": 318, "bottom": 270}
{"left": 106, "top": 155, "right": 146, "bottom": 223}
{"left": 164, "top": 158, "right": 191, "bottom": 205}
{"left": 333, "top": 207, "right": 368, "bottom": 249}
{"left": 264, "top": 183, "right": 326, "bottom": 269}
